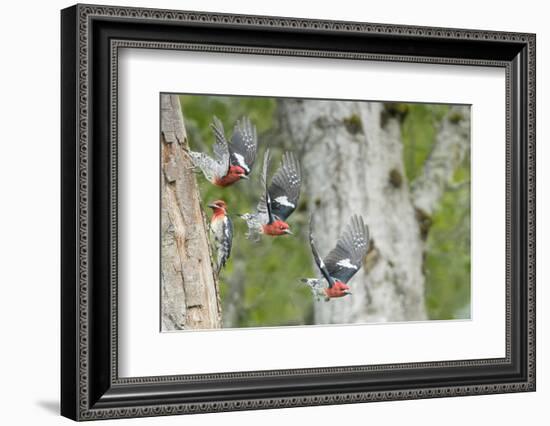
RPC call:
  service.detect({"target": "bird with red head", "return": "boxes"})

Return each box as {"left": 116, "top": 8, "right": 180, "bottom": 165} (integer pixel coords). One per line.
{"left": 207, "top": 199, "right": 233, "bottom": 275}
{"left": 239, "top": 149, "right": 301, "bottom": 240}
{"left": 188, "top": 116, "right": 257, "bottom": 187}
{"left": 301, "top": 215, "right": 369, "bottom": 301}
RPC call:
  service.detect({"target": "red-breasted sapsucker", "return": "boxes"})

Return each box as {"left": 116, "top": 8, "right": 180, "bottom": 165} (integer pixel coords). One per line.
{"left": 189, "top": 116, "right": 257, "bottom": 187}
{"left": 240, "top": 149, "right": 301, "bottom": 240}
{"left": 208, "top": 200, "right": 233, "bottom": 274}
{"left": 301, "top": 215, "right": 369, "bottom": 301}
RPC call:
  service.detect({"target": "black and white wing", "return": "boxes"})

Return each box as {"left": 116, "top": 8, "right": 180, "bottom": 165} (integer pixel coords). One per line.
{"left": 257, "top": 151, "right": 301, "bottom": 221}
{"left": 229, "top": 116, "right": 257, "bottom": 175}
{"left": 189, "top": 117, "right": 230, "bottom": 181}
{"left": 309, "top": 219, "right": 336, "bottom": 288}
{"left": 210, "top": 116, "right": 231, "bottom": 176}
{"left": 324, "top": 215, "right": 369, "bottom": 284}
{"left": 216, "top": 215, "right": 233, "bottom": 274}
{"left": 260, "top": 149, "right": 275, "bottom": 224}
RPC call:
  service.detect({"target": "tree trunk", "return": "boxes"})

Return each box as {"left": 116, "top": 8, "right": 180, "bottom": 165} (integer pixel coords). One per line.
{"left": 278, "top": 100, "right": 469, "bottom": 325}
{"left": 160, "top": 94, "right": 221, "bottom": 331}
{"left": 411, "top": 106, "right": 471, "bottom": 215}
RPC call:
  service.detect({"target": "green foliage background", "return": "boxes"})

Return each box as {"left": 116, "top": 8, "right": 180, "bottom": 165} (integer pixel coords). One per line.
{"left": 401, "top": 104, "right": 471, "bottom": 320}
{"left": 179, "top": 95, "right": 470, "bottom": 326}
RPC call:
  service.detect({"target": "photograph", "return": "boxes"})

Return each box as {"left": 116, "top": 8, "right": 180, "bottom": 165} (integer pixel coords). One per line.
{"left": 160, "top": 93, "right": 471, "bottom": 331}
{"left": 57, "top": 3, "right": 536, "bottom": 420}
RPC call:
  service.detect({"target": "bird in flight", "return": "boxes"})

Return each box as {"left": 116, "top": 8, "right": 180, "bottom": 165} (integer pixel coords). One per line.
{"left": 240, "top": 149, "right": 301, "bottom": 240}
{"left": 301, "top": 215, "right": 369, "bottom": 301}
{"left": 208, "top": 200, "right": 233, "bottom": 275}
{"left": 188, "top": 116, "right": 257, "bottom": 187}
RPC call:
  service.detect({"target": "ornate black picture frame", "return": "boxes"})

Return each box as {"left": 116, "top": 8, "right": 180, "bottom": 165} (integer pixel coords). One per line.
{"left": 61, "top": 3, "right": 536, "bottom": 421}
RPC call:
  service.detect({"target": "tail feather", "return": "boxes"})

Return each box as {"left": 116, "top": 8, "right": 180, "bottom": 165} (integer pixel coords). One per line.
{"left": 238, "top": 213, "right": 260, "bottom": 241}
{"left": 216, "top": 244, "right": 230, "bottom": 275}
{"left": 300, "top": 278, "right": 325, "bottom": 301}
{"left": 188, "top": 150, "right": 202, "bottom": 165}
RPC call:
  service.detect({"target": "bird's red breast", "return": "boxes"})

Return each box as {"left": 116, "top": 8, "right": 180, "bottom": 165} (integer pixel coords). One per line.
{"left": 211, "top": 210, "right": 226, "bottom": 221}
{"left": 213, "top": 174, "right": 241, "bottom": 187}
{"left": 213, "top": 165, "right": 247, "bottom": 187}
{"left": 324, "top": 281, "right": 350, "bottom": 298}
{"left": 262, "top": 220, "right": 290, "bottom": 236}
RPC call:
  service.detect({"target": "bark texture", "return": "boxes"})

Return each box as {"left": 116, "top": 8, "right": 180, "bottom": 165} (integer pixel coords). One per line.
{"left": 278, "top": 100, "right": 469, "bottom": 324}
{"left": 411, "top": 106, "right": 471, "bottom": 215}
{"left": 161, "top": 94, "right": 221, "bottom": 331}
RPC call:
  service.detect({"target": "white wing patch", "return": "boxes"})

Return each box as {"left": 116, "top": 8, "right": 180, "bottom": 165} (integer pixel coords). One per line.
{"left": 337, "top": 258, "right": 358, "bottom": 270}
{"left": 232, "top": 153, "right": 249, "bottom": 173}
{"left": 274, "top": 195, "right": 295, "bottom": 208}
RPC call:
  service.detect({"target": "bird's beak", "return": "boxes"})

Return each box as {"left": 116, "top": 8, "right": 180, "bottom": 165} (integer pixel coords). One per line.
{"left": 240, "top": 174, "right": 249, "bottom": 180}
{"left": 344, "top": 290, "right": 352, "bottom": 295}
{"left": 207, "top": 203, "right": 217, "bottom": 209}
{"left": 284, "top": 229, "right": 293, "bottom": 235}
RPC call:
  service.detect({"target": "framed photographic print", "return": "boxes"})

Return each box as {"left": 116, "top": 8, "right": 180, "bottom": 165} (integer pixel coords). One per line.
{"left": 61, "top": 3, "right": 536, "bottom": 421}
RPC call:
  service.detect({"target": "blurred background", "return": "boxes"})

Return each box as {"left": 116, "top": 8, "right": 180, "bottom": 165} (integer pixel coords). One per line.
{"left": 179, "top": 94, "right": 470, "bottom": 328}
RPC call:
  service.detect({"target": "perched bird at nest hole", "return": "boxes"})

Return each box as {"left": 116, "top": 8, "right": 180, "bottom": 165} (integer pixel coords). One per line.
{"left": 239, "top": 149, "right": 301, "bottom": 240}
{"left": 188, "top": 116, "right": 257, "bottom": 187}
{"left": 208, "top": 200, "right": 233, "bottom": 275}
{"left": 301, "top": 215, "right": 369, "bottom": 301}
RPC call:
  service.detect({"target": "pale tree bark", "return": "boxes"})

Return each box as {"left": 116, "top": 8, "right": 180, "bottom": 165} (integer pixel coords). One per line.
{"left": 411, "top": 106, "right": 471, "bottom": 215}
{"left": 278, "top": 100, "right": 469, "bottom": 324}
{"left": 160, "top": 94, "right": 221, "bottom": 331}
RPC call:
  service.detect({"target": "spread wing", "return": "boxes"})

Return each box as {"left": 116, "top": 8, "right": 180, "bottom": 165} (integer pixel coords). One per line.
{"left": 229, "top": 116, "right": 257, "bottom": 175}
{"left": 324, "top": 215, "right": 369, "bottom": 284}
{"left": 208, "top": 116, "right": 230, "bottom": 177}
{"left": 261, "top": 149, "right": 275, "bottom": 224}
{"left": 309, "top": 218, "right": 336, "bottom": 288}
{"left": 257, "top": 151, "right": 301, "bottom": 221}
